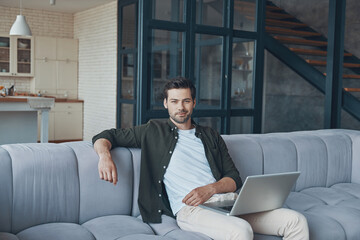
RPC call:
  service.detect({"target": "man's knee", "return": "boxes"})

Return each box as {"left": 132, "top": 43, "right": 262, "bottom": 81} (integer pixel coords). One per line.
{"left": 227, "top": 220, "right": 253, "bottom": 240}
{"left": 285, "top": 210, "right": 309, "bottom": 239}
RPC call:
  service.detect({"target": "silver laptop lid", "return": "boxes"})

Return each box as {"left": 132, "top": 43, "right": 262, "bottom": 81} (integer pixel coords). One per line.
{"left": 229, "top": 171, "right": 300, "bottom": 216}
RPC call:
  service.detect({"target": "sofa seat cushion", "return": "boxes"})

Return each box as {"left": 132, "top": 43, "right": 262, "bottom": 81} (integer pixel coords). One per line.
{"left": 0, "top": 232, "right": 19, "bottom": 240}
{"left": 285, "top": 183, "right": 360, "bottom": 240}
{"left": 116, "top": 234, "right": 173, "bottom": 240}
{"left": 82, "top": 215, "right": 154, "bottom": 240}
{"left": 16, "top": 223, "right": 95, "bottom": 240}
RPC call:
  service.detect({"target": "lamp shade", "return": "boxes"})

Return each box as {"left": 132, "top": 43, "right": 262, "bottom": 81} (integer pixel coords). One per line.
{"left": 9, "top": 15, "right": 32, "bottom": 36}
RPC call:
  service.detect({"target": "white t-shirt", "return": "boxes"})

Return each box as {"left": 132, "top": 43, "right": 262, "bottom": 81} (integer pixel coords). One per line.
{"left": 163, "top": 128, "right": 216, "bottom": 215}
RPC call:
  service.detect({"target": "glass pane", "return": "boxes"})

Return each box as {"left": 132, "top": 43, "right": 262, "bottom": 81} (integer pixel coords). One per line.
{"left": 121, "top": 54, "right": 135, "bottom": 99}
{"left": 263, "top": 51, "right": 324, "bottom": 133}
{"left": 230, "top": 116, "right": 253, "bottom": 134}
{"left": 153, "top": 0, "right": 184, "bottom": 22}
{"left": 196, "top": 0, "right": 223, "bottom": 27}
{"left": 151, "top": 30, "right": 184, "bottom": 109}
{"left": 121, "top": 104, "right": 134, "bottom": 128}
{"left": 0, "top": 37, "right": 10, "bottom": 73}
{"left": 17, "top": 38, "right": 31, "bottom": 73}
{"left": 194, "top": 117, "right": 221, "bottom": 132}
{"left": 233, "top": 0, "right": 256, "bottom": 31}
{"left": 122, "top": 4, "right": 136, "bottom": 49}
{"left": 231, "top": 39, "right": 254, "bottom": 108}
{"left": 341, "top": 109, "right": 360, "bottom": 130}
{"left": 195, "top": 34, "right": 222, "bottom": 108}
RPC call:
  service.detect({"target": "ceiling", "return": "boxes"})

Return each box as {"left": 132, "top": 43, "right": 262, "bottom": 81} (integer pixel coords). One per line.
{"left": 0, "top": 0, "right": 116, "bottom": 14}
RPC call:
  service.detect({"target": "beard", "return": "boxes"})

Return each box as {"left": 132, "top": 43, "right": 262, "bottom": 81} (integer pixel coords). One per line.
{"left": 169, "top": 110, "right": 191, "bottom": 124}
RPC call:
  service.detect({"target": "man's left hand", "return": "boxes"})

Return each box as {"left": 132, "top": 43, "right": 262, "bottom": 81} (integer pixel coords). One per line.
{"left": 182, "top": 185, "right": 216, "bottom": 206}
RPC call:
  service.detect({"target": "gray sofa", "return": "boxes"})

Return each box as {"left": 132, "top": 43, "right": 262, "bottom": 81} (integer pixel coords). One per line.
{"left": 0, "top": 129, "right": 359, "bottom": 240}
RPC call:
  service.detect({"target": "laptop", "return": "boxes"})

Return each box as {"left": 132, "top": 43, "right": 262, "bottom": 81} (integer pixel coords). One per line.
{"left": 200, "top": 172, "right": 300, "bottom": 216}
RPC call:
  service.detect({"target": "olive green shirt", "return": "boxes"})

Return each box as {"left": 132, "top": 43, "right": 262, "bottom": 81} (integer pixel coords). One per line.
{"left": 92, "top": 119, "right": 242, "bottom": 223}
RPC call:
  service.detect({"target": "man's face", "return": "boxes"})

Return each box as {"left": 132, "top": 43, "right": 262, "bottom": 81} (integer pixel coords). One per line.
{"left": 163, "top": 88, "right": 196, "bottom": 125}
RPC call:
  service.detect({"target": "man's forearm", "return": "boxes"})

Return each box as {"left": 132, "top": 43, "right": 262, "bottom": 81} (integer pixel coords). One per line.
{"left": 182, "top": 177, "right": 237, "bottom": 206}
{"left": 209, "top": 177, "right": 237, "bottom": 195}
{"left": 94, "top": 138, "right": 118, "bottom": 185}
{"left": 94, "top": 138, "right": 112, "bottom": 157}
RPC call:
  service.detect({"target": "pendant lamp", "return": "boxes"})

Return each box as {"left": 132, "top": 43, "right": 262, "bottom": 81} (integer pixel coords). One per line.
{"left": 9, "top": 0, "right": 32, "bottom": 36}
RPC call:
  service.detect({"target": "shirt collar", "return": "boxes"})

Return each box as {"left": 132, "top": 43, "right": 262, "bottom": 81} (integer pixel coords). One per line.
{"left": 167, "top": 118, "right": 201, "bottom": 136}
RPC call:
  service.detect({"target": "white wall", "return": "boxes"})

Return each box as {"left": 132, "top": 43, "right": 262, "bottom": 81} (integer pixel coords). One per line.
{"left": 74, "top": 1, "right": 118, "bottom": 141}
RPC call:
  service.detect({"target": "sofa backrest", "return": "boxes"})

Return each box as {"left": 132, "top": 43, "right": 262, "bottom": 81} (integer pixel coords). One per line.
{"left": 63, "top": 142, "right": 134, "bottom": 224}
{"left": 0, "top": 141, "right": 134, "bottom": 234}
{"left": 222, "top": 129, "right": 359, "bottom": 191}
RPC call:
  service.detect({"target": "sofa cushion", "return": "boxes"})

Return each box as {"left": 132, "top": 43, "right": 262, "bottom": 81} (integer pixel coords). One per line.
{"left": 116, "top": 234, "right": 173, "bottom": 240}
{"left": 16, "top": 223, "right": 95, "bottom": 240}
{"left": 2, "top": 143, "right": 80, "bottom": 234}
{"left": 285, "top": 183, "right": 360, "bottom": 240}
{"left": 82, "top": 215, "right": 154, "bottom": 240}
{"left": 0, "top": 232, "right": 19, "bottom": 240}
{"left": 0, "top": 147, "right": 13, "bottom": 232}
{"left": 63, "top": 142, "right": 134, "bottom": 224}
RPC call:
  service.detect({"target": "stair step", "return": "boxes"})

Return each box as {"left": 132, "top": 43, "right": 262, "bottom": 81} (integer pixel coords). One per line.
{"left": 267, "top": 12, "right": 294, "bottom": 19}
{"left": 344, "top": 88, "right": 360, "bottom": 92}
{"left": 290, "top": 48, "right": 352, "bottom": 57}
{"left": 266, "top": 26, "right": 321, "bottom": 37}
{"left": 306, "top": 59, "right": 360, "bottom": 68}
{"left": 343, "top": 74, "right": 360, "bottom": 79}
{"left": 234, "top": 1, "right": 282, "bottom": 11}
{"left": 274, "top": 36, "right": 327, "bottom": 46}
{"left": 323, "top": 73, "right": 360, "bottom": 79}
{"left": 266, "top": 19, "right": 307, "bottom": 28}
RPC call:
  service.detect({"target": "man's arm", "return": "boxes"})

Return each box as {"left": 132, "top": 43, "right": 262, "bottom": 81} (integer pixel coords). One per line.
{"left": 94, "top": 138, "right": 118, "bottom": 185}
{"left": 182, "top": 177, "right": 236, "bottom": 206}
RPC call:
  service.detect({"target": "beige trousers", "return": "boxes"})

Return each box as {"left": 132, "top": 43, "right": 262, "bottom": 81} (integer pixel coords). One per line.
{"left": 176, "top": 194, "right": 309, "bottom": 240}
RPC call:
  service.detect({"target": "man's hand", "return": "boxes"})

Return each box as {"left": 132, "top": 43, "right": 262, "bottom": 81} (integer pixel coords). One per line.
{"left": 98, "top": 153, "right": 118, "bottom": 185}
{"left": 94, "top": 138, "right": 118, "bottom": 185}
{"left": 182, "top": 185, "right": 216, "bottom": 206}
{"left": 182, "top": 177, "right": 237, "bottom": 206}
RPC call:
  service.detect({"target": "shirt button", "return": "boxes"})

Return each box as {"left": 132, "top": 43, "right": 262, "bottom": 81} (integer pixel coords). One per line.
{"left": 169, "top": 150, "right": 172, "bottom": 154}
{"left": 175, "top": 136, "right": 178, "bottom": 139}
{"left": 163, "top": 166, "right": 166, "bottom": 169}
{"left": 159, "top": 194, "right": 162, "bottom": 197}
{"left": 158, "top": 180, "right": 161, "bottom": 184}
{"left": 158, "top": 210, "right": 161, "bottom": 213}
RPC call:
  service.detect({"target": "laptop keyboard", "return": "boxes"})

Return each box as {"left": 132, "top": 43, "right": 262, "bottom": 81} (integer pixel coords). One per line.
{"left": 219, "top": 205, "right": 233, "bottom": 212}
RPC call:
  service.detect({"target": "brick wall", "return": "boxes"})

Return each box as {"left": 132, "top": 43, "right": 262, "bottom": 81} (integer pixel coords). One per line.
{"left": 0, "top": 5, "right": 73, "bottom": 90}
{"left": 74, "top": 1, "right": 118, "bottom": 141}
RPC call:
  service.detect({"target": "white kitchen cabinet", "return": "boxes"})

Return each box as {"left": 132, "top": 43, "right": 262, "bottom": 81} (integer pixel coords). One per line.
{"left": 35, "top": 36, "right": 56, "bottom": 60}
{"left": 37, "top": 102, "right": 83, "bottom": 142}
{"left": 32, "top": 36, "right": 78, "bottom": 98}
{"left": 34, "top": 60, "right": 57, "bottom": 94}
{"left": 57, "top": 60, "right": 77, "bottom": 90}
{"left": 54, "top": 102, "right": 82, "bottom": 141}
{"left": 56, "top": 38, "right": 78, "bottom": 61}
{"left": 0, "top": 34, "right": 34, "bottom": 77}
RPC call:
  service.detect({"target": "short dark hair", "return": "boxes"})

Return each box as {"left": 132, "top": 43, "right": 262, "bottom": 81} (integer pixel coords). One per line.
{"left": 163, "top": 77, "right": 196, "bottom": 100}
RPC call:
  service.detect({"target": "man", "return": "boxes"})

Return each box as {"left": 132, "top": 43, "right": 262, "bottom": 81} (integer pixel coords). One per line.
{"left": 93, "top": 77, "right": 309, "bottom": 240}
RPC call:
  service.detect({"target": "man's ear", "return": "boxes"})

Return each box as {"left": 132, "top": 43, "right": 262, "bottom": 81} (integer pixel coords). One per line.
{"left": 193, "top": 98, "right": 196, "bottom": 108}
{"left": 163, "top": 98, "right": 168, "bottom": 109}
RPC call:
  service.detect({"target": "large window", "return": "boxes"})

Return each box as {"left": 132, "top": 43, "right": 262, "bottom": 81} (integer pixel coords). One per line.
{"left": 118, "top": 0, "right": 264, "bottom": 133}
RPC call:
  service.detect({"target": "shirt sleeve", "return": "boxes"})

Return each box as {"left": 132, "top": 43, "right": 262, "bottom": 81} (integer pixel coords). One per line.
{"left": 92, "top": 123, "right": 148, "bottom": 149}
{"left": 216, "top": 132, "right": 243, "bottom": 190}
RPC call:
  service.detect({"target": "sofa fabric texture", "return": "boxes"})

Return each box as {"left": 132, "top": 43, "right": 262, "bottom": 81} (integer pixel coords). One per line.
{"left": 0, "top": 129, "right": 359, "bottom": 240}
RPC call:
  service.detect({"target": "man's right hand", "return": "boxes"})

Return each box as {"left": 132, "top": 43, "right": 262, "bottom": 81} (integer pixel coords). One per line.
{"left": 94, "top": 138, "right": 118, "bottom": 185}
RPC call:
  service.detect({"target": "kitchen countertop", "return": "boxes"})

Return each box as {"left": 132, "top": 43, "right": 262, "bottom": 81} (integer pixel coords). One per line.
{"left": 0, "top": 96, "right": 83, "bottom": 103}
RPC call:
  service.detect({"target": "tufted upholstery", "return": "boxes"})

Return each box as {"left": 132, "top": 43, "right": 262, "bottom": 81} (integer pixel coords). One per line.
{"left": 222, "top": 129, "right": 360, "bottom": 240}
{"left": 0, "top": 129, "right": 359, "bottom": 240}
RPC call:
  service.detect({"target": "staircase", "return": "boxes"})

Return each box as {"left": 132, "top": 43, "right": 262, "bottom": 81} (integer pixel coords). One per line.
{"left": 262, "top": 1, "right": 360, "bottom": 121}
